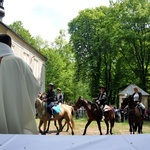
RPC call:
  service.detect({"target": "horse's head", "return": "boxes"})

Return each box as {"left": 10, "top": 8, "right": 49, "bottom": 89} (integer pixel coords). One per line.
{"left": 38, "top": 92, "right": 46, "bottom": 100}
{"left": 74, "top": 96, "right": 84, "bottom": 110}
{"left": 121, "top": 95, "right": 134, "bottom": 109}
{"left": 35, "top": 98, "right": 46, "bottom": 117}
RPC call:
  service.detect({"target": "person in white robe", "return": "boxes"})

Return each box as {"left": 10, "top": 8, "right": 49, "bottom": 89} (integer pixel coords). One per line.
{"left": 0, "top": 34, "right": 40, "bottom": 134}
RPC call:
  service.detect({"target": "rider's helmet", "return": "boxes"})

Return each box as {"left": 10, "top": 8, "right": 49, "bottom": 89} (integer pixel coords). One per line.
{"left": 48, "top": 83, "right": 54, "bottom": 87}
{"left": 100, "top": 86, "right": 106, "bottom": 91}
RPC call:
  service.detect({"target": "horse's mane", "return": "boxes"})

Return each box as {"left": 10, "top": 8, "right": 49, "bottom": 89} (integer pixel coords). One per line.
{"left": 83, "top": 99, "right": 96, "bottom": 106}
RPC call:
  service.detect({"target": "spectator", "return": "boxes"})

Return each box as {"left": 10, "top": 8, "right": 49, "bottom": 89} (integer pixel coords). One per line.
{"left": 0, "top": 34, "right": 40, "bottom": 134}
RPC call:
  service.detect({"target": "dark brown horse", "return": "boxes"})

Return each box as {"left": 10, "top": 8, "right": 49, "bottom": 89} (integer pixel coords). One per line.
{"left": 121, "top": 95, "right": 143, "bottom": 134}
{"left": 74, "top": 96, "right": 115, "bottom": 135}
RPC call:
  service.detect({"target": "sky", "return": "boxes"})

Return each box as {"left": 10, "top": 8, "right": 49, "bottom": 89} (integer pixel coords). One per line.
{"left": 3, "top": 0, "right": 110, "bottom": 43}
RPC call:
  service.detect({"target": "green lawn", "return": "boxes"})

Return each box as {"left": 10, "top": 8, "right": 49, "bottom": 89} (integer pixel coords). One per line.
{"left": 36, "top": 117, "right": 150, "bottom": 135}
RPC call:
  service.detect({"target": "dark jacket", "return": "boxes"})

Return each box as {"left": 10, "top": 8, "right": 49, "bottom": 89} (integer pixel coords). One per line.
{"left": 96, "top": 92, "right": 107, "bottom": 105}
{"left": 57, "top": 93, "right": 64, "bottom": 103}
{"left": 46, "top": 89, "right": 56, "bottom": 104}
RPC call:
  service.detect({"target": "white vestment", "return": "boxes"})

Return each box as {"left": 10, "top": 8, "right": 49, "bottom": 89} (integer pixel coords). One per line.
{"left": 0, "top": 43, "right": 40, "bottom": 134}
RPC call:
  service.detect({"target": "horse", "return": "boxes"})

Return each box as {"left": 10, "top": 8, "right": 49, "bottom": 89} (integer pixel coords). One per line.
{"left": 121, "top": 95, "right": 143, "bottom": 134}
{"left": 74, "top": 96, "right": 115, "bottom": 135}
{"left": 37, "top": 92, "right": 72, "bottom": 133}
{"left": 35, "top": 98, "right": 75, "bottom": 135}
{"left": 46, "top": 104, "right": 74, "bottom": 133}
{"left": 37, "top": 92, "right": 60, "bottom": 132}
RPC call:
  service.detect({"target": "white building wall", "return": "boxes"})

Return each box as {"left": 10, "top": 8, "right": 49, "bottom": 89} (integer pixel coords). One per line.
{"left": 0, "top": 22, "right": 46, "bottom": 92}
{"left": 12, "top": 41, "right": 45, "bottom": 92}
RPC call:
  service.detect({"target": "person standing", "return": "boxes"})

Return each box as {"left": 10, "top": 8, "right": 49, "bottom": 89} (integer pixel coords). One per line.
{"left": 0, "top": 34, "right": 40, "bottom": 134}
{"left": 43, "top": 83, "right": 56, "bottom": 119}
{"left": 56, "top": 88, "right": 64, "bottom": 104}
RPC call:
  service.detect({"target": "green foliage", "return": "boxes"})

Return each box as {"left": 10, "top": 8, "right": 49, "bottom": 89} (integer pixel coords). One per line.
{"left": 9, "top": 0, "right": 150, "bottom": 105}
{"left": 68, "top": 0, "right": 150, "bottom": 105}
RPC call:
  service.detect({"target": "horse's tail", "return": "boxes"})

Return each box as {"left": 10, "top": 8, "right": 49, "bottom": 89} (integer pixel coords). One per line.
{"left": 71, "top": 106, "right": 75, "bottom": 116}
{"left": 110, "top": 110, "right": 115, "bottom": 128}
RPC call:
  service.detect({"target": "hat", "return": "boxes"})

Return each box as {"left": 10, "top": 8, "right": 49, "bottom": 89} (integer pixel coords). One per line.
{"left": 100, "top": 86, "right": 106, "bottom": 90}
{"left": 48, "top": 83, "right": 54, "bottom": 87}
{"left": 57, "top": 88, "right": 61, "bottom": 91}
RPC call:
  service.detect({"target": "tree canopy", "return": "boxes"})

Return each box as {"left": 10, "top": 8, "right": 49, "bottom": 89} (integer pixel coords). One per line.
{"left": 9, "top": 0, "right": 150, "bottom": 106}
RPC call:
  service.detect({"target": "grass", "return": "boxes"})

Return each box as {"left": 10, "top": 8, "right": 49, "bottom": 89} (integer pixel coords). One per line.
{"left": 36, "top": 117, "right": 150, "bottom": 135}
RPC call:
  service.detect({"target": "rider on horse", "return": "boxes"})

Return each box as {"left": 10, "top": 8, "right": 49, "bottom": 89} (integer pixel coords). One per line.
{"left": 56, "top": 87, "right": 64, "bottom": 104}
{"left": 132, "top": 87, "right": 145, "bottom": 118}
{"left": 93, "top": 86, "right": 107, "bottom": 111}
{"left": 43, "top": 83, "right": 56, "bottom": 119}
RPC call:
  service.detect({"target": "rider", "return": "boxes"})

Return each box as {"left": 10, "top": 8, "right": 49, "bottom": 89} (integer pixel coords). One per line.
{"left": 93, "top": 86, "right": 107, "bottom": 111}
{"left": 43, "top": 83, "right": 56, "bottom": 119}
{"left": 56, "top": 87, "right": 64, "bottom": 104}
{"left": 132, "top": 87, "right": 145, "bottom": 117}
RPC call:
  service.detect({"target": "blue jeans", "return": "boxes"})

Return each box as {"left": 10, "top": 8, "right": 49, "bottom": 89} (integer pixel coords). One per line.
{"left": 47, "top": 102, "right": 55, "bottom": 115}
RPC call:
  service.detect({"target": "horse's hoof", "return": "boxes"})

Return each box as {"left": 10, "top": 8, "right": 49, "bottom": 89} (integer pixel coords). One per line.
{"left": 56, "top": 132, "right": 59, "bottom": 135}
{"left": 41, "top": 132, "right": 46, "bottom": 135}
{"left": 72, "top": 132, "right": 74, "bottom": 135}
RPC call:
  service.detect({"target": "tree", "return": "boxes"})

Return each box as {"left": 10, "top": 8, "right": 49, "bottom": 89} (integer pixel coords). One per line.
{"left": 68, "top": 0, "right": 150, "bottom": 105}
{"left": 113, "top": 0, "right": 150, "bottom": 91}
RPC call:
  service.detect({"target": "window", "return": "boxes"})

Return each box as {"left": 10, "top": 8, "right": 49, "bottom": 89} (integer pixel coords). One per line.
{"left": 23, "top": 52, "right": 30, "bottom": 65}
{"left": 33, "top": 58, "right": 39, "bottom": 79}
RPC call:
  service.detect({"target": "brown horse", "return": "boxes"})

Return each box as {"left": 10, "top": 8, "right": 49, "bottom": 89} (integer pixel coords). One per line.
{"left": 46, "top": 104, "right": 74, "bottom": 133}
{"left": 37, "top": 92, "right": 72, "bottom": 133}
{"left": 35, "top": 98, "right": 75, "bottom": 135}
{"left": 74, "top": 96, "right": 115, "bottom": 135}
{"left": 121, "top": 95, "right": 143, "bottom": 134}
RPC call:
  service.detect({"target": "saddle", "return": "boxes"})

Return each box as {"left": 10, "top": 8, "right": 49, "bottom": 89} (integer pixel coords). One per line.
{"left": 103, "top": 105, "right": 112, "bottom": 112}
{"left": 52, "top": 105, "right": 61, "bottom": 114}
{"left": 135, "top": 105, "right": 143, "bottom": 116}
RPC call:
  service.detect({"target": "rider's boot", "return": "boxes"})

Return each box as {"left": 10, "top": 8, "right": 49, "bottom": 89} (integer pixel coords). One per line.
{"left": 50, "top": 108, "right": 54, "bottom": 119}
{"left": 101, "top": 105, "right": 105, "bottom": 121}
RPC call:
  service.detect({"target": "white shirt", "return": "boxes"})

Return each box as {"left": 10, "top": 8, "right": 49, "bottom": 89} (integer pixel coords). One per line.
{"left": 133, "top": 93, "right": 139, "bottom": 101}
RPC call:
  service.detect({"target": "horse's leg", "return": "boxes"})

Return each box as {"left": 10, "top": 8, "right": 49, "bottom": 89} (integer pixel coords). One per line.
{"left": 43, "top": 120, "right": 47, "bottom": 135}
{"left": 140, "top": 118, "right": 143, "bottom": 134}
{"left": 110, "top": 117, "right": 115, "bottom": 135}
{"left": 104, "top": 119, "right": 109, "bottom": 135}
{"left": 66, "top": 123, "right": 69, "bottom": 132}
{"left": 129, "top": 124, "right": 132, "bottom": 134}
{"left": 138, "top": 120, "right": 143, "bottom": 134}
{"left": 83, "top": 120, "right": 92, "bottom": 135}
{"left": 96, "top": 120, "right": 102, "bottom": 135}
{"left": 61, "top": 121, "right": 69, "bottom": 132}
{"left": 57, "top": 119, "right": 63, "bottom": 135}
{"left": 69, "top": 118, "right": 75, "bottom": 135}
{"left": 129, "top": 122, "right": 134, "bottom": 134}
{"left": 56, "top": 119, "right": 63, "bottom": 135}
{"left": 54, "top": 120, "right": 59, "bottom": 131}
{"left": 38, "top": 119, "right": 44, "bottom": 134}
{"left": 46, "top": 120, "right": 50, "bottom": 133}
